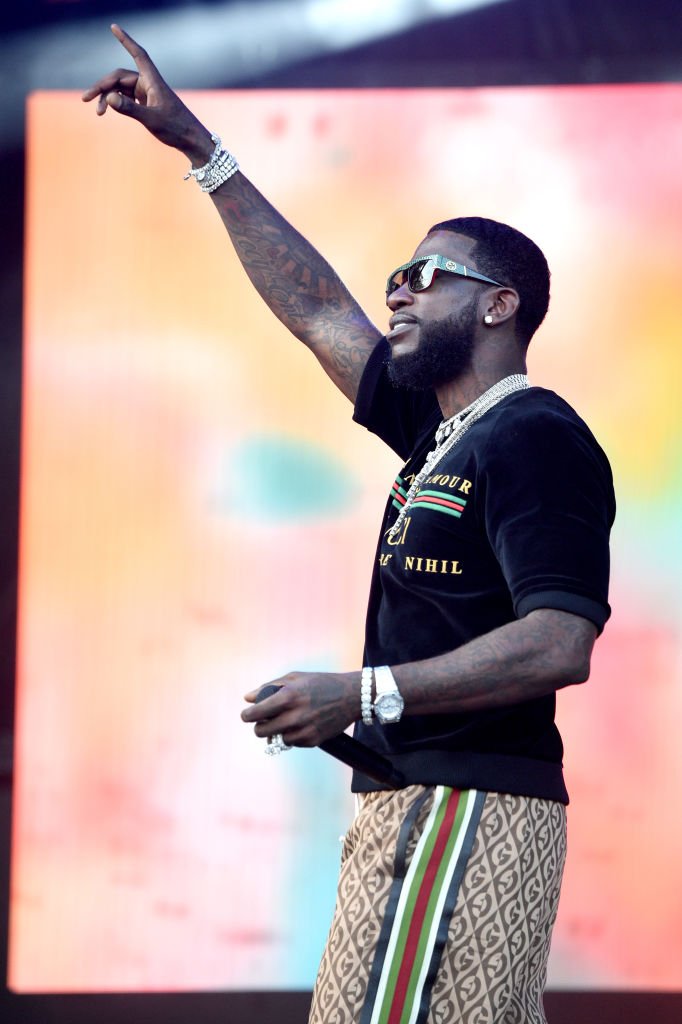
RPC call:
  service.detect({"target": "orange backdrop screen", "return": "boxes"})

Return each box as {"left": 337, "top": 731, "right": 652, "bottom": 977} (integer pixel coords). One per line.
{"left": 10, "top": 84, "right": 682, "bottom": 992}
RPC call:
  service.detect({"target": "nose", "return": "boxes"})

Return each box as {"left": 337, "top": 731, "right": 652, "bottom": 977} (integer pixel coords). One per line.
{"left": 386, "top": 282, "right": 414, "bottom": 311}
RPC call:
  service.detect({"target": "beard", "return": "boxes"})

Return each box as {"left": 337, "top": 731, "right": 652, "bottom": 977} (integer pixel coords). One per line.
{"left": 387, "top": 297, "right": 478, "bottom": 391}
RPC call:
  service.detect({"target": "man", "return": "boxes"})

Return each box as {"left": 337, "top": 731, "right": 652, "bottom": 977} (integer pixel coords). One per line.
{"left": 84, "top": 25, "right": 615, "bottom": 1024}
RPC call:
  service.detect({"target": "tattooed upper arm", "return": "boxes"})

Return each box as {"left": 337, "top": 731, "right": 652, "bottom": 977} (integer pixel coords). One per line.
{"left": 211, "top": 175, "right": 382, "bottom": 403}
{"left": 304, "top": 313, "right": 382, "bottom": 403}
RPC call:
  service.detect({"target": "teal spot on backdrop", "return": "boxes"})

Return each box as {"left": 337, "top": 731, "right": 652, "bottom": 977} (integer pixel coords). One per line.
{"left": 219, "top": 434, "right": 360, "bottom": 522}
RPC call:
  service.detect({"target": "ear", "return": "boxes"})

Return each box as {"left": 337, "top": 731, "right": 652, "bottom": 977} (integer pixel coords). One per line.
{"left": 481, "top": 287, "right": 520, "bottom": 328}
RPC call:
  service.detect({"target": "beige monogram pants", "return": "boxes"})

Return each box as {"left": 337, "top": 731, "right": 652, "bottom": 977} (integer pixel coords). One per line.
{"left": 309, "top": 786, "right": 567, "bottom": 1024}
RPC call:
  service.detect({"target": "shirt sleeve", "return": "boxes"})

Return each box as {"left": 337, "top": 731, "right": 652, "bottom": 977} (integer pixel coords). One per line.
{"left": 481, "top": 399, "right": 616, "bottom": 632}
{"left": 353, "top": 338, "right": 441, "bottom": 459}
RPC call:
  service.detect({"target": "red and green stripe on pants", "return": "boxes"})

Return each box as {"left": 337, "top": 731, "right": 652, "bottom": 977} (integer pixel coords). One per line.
{"left": 360, "top": 786, "right": 485, "bottom": 1024}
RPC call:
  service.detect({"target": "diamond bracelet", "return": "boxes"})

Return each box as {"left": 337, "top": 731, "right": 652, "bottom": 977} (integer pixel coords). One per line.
{"left": 184, "top": 133, "right": 239, "bottom": 193}
{"left": 361, "top": 667, "right": 374, "bottom": 725}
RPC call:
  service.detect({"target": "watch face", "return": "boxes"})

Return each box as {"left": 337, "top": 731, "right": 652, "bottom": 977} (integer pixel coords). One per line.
{"left": 374, "top": 693, "right": 405, "bottom": 724}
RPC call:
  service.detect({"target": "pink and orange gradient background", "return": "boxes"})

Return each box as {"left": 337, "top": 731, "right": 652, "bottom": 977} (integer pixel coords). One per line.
{"left": 10, "top": 85, "right": 682, "bottom": 991}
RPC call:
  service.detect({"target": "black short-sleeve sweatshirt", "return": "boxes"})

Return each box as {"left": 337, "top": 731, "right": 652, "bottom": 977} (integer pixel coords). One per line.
{"left": 351, "top": 339, "right": 616, "bottom": 803}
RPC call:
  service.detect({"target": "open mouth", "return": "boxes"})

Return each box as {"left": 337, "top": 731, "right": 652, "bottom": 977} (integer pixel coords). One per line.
{"left": 387, "top": 319, "right": 416, "bottom": 340}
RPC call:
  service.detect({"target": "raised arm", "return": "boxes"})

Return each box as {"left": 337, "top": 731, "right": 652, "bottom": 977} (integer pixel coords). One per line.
{"left": 82, "top": 24, "right": 381, "bottom": 402}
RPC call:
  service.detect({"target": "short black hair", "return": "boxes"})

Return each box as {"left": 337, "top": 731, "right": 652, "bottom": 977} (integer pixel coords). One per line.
{"left": 428, "top": 216, "right": 550, "bottom": 344}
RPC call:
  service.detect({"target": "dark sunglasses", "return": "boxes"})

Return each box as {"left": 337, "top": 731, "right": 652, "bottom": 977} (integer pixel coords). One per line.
{"left": 386, "top": 254, "right": 502, "bottom": 297}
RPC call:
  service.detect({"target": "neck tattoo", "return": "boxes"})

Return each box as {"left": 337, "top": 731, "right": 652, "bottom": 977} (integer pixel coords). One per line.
{"left": 388, "top": 374, "right": 530, "bottom": 539}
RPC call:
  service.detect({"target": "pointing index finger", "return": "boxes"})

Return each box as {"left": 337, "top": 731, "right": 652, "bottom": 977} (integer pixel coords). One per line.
{"left": 110, "top": 23, "right": 156, "bottom": 75}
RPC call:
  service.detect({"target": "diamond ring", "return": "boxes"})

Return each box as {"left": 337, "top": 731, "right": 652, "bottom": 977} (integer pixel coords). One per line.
{"left": 265, "top": 733, "right": 292, "bottom": 755}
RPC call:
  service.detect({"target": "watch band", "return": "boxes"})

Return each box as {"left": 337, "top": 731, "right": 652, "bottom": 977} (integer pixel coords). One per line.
{"left": 374, "top": 664, "right": 398, "bottom": 697}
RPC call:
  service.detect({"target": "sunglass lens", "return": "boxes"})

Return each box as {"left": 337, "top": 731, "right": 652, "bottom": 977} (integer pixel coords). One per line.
{"left": 407, "top": 260, "right": 433, "bottom": 292}
{"left": 387, "top": 269, "right": 407, "bottom": 295}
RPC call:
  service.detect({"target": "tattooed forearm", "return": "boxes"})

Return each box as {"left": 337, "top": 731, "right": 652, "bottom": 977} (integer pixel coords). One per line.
{"left": 211, "top": 172, "right": 381, "bottom": 401}
{"left": 392, "top": 609, "right": 597, "bottom": 716}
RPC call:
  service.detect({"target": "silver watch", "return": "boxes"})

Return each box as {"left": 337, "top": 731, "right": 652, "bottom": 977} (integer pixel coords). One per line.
{"left": 373, "top": 665, "right": 404, "bottom": 725}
